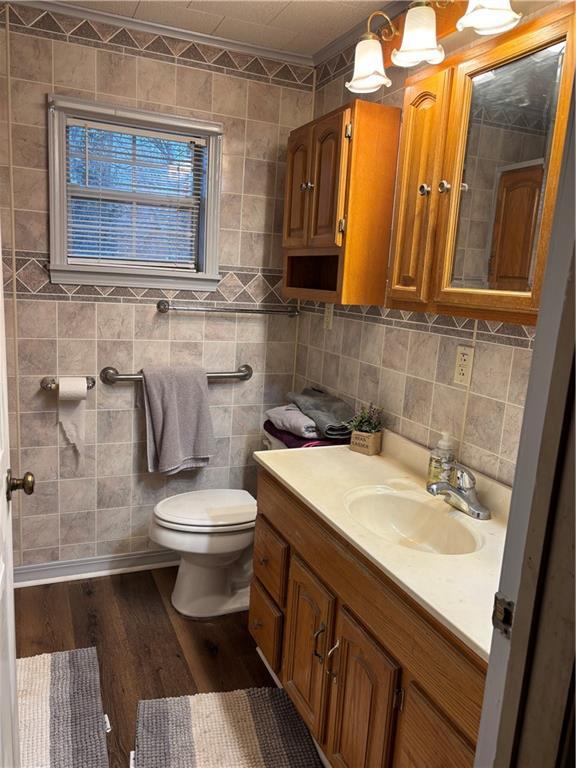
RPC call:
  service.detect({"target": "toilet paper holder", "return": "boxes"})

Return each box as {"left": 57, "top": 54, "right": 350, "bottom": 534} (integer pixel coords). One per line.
{"left": 40, "top": 376, "right": 96, "bottom": 392}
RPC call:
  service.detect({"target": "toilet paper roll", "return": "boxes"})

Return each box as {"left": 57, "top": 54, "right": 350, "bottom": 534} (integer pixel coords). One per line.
{"left": 58, "top": 377, "right": 88, "bottom": 451}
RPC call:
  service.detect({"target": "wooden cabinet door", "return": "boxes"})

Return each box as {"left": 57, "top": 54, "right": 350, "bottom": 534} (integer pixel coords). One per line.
{"left": 488, "top": 162, "right": 544, "bottom": 291}
{"left": 325, "top": 608, "right": 400, "bottom": 768}
{"left": 388, "top": 70, "right": 452, "bottom": 304}
{"left": 394, "top": 683, "right": 475, "bottom": 768}
{"left": 308, "top": 109, "right": 350, "bottom": 249}
{"left": 283, "top": 125, "right": 312, "bottom": 248}
{"left": 282, "top": 557, "right": 334, "bottom": 740}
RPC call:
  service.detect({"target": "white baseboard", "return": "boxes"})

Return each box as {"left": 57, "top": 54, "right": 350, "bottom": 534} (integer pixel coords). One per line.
{"left": 255, "top": 647, "right": 332, "bottom": 768}
{"left": 14, "top": 550, "right": 179, "bottom": 587}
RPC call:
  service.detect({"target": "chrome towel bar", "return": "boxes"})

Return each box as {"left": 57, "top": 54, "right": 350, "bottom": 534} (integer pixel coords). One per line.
{"left": 156, "top": 300, "right": 299, "bottom": 317}
{"left": 100, "top": 365, "right": 253, "bottom": 385}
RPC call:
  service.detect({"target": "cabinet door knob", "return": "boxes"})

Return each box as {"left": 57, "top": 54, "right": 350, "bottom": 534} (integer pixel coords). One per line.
{"left": 438, "top": 180, "right": 452, "bottom": 194}
{"left": 252, "top": 619, "right": 263, "bottom": 630}
{"left": 257, "top": 556, "right": 268, "bottom": 566}
{"left": 306, "top": 181, "right": 315, "bottom": 191}
{"left": 418, "top": 183, "right": 431, "bottom": 197}
{"left": 300, "top": 182, "right": 308, "bottom": 192}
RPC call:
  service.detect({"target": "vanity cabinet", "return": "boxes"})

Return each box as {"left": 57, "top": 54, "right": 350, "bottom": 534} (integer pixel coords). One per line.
{"left": 250, "top": 470, "right": 487, "bottom": 767}
{"left": 282, "top": 100, "right": 401, "bottom": 305}
{"left": 387, "top": 6, "right": 574, "bottom": 322}
{"left": 395, "top": 683, "right": 475, "bottom": 768}
{"left": 282, "top": 557, "right": 334, "bottom": 739}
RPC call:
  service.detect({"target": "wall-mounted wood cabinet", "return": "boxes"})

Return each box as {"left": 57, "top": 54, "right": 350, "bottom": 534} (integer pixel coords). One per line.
{"left": 282, "top": 100, "right": 401, "bottom": 305}
{"left": 250, "top": 471, "right": 487, "bottom": 767}
{"left": 387, "top": 6, "right": 574, "bottom": 323}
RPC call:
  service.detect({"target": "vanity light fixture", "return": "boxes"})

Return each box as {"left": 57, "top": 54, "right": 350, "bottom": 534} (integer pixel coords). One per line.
{"left": 345, "top": 10, "right": 398, "bottom": 93}
{"left": 391, "top": 1, "right": 445, "bottom": 68}
{"left": 456, "top": 0, "right": 522, "bottom": 36}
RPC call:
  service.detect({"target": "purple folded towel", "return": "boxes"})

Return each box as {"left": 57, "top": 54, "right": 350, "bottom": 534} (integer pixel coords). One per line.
{"left": 263, "top": 420, "right": 349, "bottom": 449}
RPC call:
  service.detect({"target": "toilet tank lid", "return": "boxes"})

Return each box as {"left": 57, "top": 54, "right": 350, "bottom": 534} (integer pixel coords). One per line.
{"left": 154, "top": 489, "right": 257, "bottom": 528}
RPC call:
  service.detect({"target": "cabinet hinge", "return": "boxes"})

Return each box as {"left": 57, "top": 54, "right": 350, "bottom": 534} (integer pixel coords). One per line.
{"left": 492, "top": 592, "right": 515, "bottom": 638}
{"left": 393, "top": 687, "right": 405, "bottom": 712}
{"left": 337, "top": 218, "right": 346, "bottom": 233}
{"left": 345, "top": 122, "right": 352, "bottom": 139}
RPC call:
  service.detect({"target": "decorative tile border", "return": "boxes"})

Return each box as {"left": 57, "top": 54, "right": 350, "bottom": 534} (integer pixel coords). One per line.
{"left": 1, "top": 2, "right": 314, "bottom": 90}
{"left": 298, "top": 303, "right": 534, "bottom": 349}
{"left": 316, "top": 43, "right": 355, "bottom": 88}
{"left": 3, "top": 252, "right": 291, "bottom": 309}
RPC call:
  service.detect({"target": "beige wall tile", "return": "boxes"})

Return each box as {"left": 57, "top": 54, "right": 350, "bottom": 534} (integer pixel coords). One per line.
{"left": 247, "top": 81, "right": 280, "bottom": 123}
{"left": 13, "top": 168, "right": 48, "bottom": 211}
{"left": 58, "top": 302, "right": 96, "bottom": 339}
{"left": 470, "top": 342, "right": 513, "bottom": 400}
{"left": 406, "top": 331, "right": 439, "bottom": 381}
{"left": 212, "top": 74, "right": 247, "bottom": 117}
{"left": 96, "top": 303, "right": 134, "bottom": 340}
{"left": 97, "top": 50, "right": 137, "bottom": 97}
{"left": 175, "top": 66, "right": 212, "bottom": 112}
{"left": 137, "top": 57, "right": 176, "bottom": 104}
{"left": 10, "top": 34, "right": 52, "bottom": 83}
{"left": 18, "top": 338, "right": 57, "bottom": 375}
{"left": 463, "top": 393, "right": 505, "bottom": 454}
{"left": 245, "top": 120, "right": 278, "bottom": 161}
{"left": 243, "top": 158, "right": 275, "bottom": 197}
{"left": 54, "top": 42, "right": 96, "bottom": 91}
{"left": 403, "top": 376, "right": 433, "bottom": 426}
{"left": 279, "top": 87, "right": 314, "bottom": 128}
{"left": 58, "top": 339, "right": 96, "bottom": 375}
{"left": 17, "top": 300, "right": 56, "bottom": 338}
{"left": 21, "top": 514, "right": 59, "bottom": 549}
{"left": 10, "top": 80, "right": 48, "bottom": 126}
{"left": 14, "top": 210, "right": 48, "bottom": 251}
{"left": 11, "top": 124, "right": 46, "bottom": 168}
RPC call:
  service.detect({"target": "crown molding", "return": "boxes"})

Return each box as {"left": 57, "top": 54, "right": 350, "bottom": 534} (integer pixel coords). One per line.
{"left": 16, "top": 0, "right": 315, "bottom": 67}
{"left": 313, "top": 1, "right": 405, "bottom": 66}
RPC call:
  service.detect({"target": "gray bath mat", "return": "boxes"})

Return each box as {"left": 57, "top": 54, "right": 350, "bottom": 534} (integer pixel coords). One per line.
{"left": 17, "top": 647, "right": 109, "bottom": 768}
{"left": 135, "top": 687, "right": 322, "bottom": 768}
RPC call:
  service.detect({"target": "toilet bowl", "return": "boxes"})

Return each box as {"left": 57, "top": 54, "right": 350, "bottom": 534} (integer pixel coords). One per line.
{"left": 149, "top": 489, "right": 257, "bottom": 619}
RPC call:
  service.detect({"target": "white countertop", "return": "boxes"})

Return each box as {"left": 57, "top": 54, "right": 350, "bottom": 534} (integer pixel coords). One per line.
{"left": 254, "top": 430, "right": 510, "bottom": 661}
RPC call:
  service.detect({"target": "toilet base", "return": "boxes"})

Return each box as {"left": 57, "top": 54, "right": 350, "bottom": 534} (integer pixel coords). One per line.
{"left": 171, "top": 549, "right": 252, "bottom": 619}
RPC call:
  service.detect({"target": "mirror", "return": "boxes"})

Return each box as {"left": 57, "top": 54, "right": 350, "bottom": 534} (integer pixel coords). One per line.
{"left": 451, "top": 40, "right": 566, "bottom": 291}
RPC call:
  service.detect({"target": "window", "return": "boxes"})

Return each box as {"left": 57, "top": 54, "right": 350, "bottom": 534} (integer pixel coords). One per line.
{"left": 49, "top": 96, "right": 223, "bottom": 291}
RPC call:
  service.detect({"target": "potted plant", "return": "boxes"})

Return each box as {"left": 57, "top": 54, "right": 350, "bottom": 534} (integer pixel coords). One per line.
{"left": 347, "top": 404, "right": 385, "bottom": 456}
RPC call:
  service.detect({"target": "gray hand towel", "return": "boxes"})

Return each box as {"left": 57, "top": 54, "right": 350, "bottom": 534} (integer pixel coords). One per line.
{"left": 287, "top": 388, "right": 354, "bottom": 439}
{"left": 140, "top": 366, "right": 215, "bottom": 475}
{"left": 265, "top": 404, "right": 319, "bottom": 438}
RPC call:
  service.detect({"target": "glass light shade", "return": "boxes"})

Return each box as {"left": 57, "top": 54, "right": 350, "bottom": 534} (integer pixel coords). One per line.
{"left": 456, "top": 0, "right": 522, "bottom": 35}
{"left": 391, "top": 4, "right": 445, "bottom": 68}
{"left": 345, "top": 37, "right": 391, "bottom": 93}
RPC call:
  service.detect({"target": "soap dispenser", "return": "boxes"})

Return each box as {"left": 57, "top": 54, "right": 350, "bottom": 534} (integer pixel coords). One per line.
{"left": 428, "top": 432, "right": 455, "bottom": 484}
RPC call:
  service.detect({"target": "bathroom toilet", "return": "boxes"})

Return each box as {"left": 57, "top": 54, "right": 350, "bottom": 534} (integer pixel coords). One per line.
{"left": 149, "top": 489, "right": 257, "bottom": 619}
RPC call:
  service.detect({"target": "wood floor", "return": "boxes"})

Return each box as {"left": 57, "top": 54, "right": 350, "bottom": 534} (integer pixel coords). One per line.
{"left": 15, "top": 567, "right": 273, "bottom": 768}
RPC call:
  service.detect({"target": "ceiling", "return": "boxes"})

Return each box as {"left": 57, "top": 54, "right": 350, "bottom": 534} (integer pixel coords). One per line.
{"left": 57, "top": 0, "right": 387, "bottom": 56}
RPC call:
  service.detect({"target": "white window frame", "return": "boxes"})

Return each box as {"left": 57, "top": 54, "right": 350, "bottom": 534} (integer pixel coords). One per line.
{"left": 48, "top": 95, "right": 223, "bottom": 291}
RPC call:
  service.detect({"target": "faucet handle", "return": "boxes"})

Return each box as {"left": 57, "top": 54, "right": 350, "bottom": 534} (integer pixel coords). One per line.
{"left": 451, "top": 463, "right": 476, "bottom": 490}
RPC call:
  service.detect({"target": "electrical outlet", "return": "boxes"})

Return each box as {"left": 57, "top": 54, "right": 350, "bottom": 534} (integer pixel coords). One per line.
{"left": 323, "top": 303, "right": 334, "bottom": 331}
{"left": 454, "top": 345, "right": 474, "bottom": 387}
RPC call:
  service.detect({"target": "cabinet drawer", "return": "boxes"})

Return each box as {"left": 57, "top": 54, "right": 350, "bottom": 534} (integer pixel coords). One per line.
{"left": 253, "top": 517, "right": 289, "bottom": 606}
{"left": 249, "top": 579, "right": 283, "bottom": 672}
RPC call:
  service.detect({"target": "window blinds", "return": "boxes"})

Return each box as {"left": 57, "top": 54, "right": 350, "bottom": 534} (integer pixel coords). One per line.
{"left": 65, "top": 118, "right": 208, "bottom": 269}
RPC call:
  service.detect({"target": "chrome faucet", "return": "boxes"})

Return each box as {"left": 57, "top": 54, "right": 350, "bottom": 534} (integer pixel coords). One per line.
{"left": 426, "top": 460, "right": 491, "bottom": 520}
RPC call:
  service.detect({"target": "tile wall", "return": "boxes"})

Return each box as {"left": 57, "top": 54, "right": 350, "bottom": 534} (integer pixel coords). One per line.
{"left": 0, "top": 5, "right": 310, "bottom": 567}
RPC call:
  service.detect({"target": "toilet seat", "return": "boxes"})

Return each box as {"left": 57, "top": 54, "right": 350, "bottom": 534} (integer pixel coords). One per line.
{"left": 154, "top": 489, "right": 257, "bottom": 534}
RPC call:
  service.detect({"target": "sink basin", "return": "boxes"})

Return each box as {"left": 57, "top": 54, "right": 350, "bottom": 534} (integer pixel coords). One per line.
{"left": 344, "top": 485, "right": 482, "bottom": 555}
